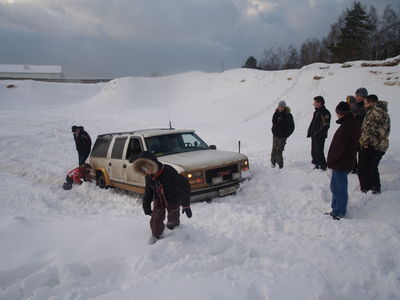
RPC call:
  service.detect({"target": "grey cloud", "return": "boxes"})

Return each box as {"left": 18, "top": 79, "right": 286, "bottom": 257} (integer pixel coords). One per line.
{"left": 0, "top": 0, "right": 399, "bottom": 78}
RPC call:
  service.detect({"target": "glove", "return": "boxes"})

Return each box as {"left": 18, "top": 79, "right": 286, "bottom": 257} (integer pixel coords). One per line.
{"left": 143, "top": 203, "right": 152, "bottom": 216}
{"left": 182, "top": 207, "right": 192, "bottom": 218}
{"left": 62, "top": 182, "right": 72, "bottom": 190}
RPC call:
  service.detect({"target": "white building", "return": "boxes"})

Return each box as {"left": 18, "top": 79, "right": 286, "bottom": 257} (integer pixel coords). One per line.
{"left": 0, "top": 64, "right": 64, "bottom": 80}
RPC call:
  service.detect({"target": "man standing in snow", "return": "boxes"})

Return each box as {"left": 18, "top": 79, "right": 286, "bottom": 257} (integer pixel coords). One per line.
{"left": 326, "top": 102, "right": 361, "bottom": 220}
{"left": 72, "top": 125, "right": 92, "bottom": 166}
{"left": 270, "top": 100, "right": 295, "bottom": 168}
{"left": 133, "top": 151, "right": 192, "bottom": 244}
{"left": 350, "top": 87, "right": 368, "bottom": 174}
{"left": 352, "top": 87, "right": 368, "bottom": 126}
{"left": 357, "top": 94, "right": 390, "bottom": 194}
{"left": 307, "top": 96, "right": 331, "bottom": 170}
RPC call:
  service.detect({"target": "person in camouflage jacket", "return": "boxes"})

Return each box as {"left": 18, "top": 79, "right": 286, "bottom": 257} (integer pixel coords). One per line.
{"left": 358, "top": 94, "right": 390, "bottom": 194}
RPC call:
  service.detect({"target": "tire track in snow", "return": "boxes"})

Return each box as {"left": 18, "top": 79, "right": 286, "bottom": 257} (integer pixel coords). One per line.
{"left": 240, "top": 68, "right": 305, "bottom": 123}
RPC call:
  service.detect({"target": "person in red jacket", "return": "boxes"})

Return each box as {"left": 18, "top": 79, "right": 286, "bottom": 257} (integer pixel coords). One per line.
{"left": 63, "top": 163, "right": 92, "bottom": 190}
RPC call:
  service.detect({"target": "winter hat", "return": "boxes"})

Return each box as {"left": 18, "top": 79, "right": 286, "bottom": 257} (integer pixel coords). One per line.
{"left": 366, "top": 94, "right": 378, "bottom": 102}
{"left": 335, "top": 101, "right": 350, "bottom": 114}
{"left": 355, "top": 87, "right": 368, "bottom": 98}
{"left": 278, "top": 100, "right": 286, "bottom": 107}
{"left": 139, "top": 151, "right": 160, "bottom": 163}
{"left": 71, "top": 125, "right": 78, "bottom": 132}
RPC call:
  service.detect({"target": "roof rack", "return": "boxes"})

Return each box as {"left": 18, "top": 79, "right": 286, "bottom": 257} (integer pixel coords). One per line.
{"left": 97, "top": 128, "right": 176, "bottom": 137}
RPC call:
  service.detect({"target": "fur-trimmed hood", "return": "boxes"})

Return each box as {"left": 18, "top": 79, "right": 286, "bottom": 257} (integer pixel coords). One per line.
{"left": 133, "top": 151, "right": 161, "bottom": 175}
{"left": 275, "top": 106, "right": 291, "bottom": 114}
{"left": 133, "top": 158, "right": 159, "bottom": 175}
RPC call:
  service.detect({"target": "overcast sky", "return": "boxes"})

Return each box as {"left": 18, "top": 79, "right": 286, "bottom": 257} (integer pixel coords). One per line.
{"left": 0, "top": 0, "right": 398, "bottom": 78}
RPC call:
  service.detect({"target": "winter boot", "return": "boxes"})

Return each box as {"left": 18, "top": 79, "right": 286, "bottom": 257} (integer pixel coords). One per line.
{"left": 63, "top": 182, "right": 72, "bottom": 190}
{"left": 148, "top": 235, "right": 159, "bottom": 245}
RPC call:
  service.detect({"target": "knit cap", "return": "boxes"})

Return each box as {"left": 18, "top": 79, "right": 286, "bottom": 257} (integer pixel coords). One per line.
{"left": 355, "top": 87, "right": 368, "bottom": 98}
{"left": 278, "top": 100, "right": 286, "bottom": 107}
{"left": 335, "top": 101, "right": 350, "bottom": 114}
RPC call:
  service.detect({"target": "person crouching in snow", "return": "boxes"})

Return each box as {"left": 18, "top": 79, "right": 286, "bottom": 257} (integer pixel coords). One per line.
{"left": 63, "top": 163, "right": 92, "bottom": 190}
{"left": 133, "top": 151, "right": 192, "bottom": 244}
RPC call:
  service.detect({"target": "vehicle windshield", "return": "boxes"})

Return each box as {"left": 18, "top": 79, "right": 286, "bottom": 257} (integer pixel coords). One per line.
{"left": 145, "top": 132, "right": 210, "bottom": 156}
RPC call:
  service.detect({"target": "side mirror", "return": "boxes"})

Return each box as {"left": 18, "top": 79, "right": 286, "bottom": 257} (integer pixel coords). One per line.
{"left": 209, "top": 145, "right": 217, "bottom": 150}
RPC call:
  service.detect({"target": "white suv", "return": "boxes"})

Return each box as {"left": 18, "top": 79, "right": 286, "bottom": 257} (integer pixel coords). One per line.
{"left": 89, "top": 128, "right": 249, "bottom": 201}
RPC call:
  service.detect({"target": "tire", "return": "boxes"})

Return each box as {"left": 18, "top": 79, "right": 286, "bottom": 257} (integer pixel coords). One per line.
{"left": 96, "top": 172, "right": 108, "bottom": 189}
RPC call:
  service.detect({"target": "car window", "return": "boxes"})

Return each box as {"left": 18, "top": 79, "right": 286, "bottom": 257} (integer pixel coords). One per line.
{"left": 126, "top": 137, "right": 143, "bottom": 160}
{"left": 111, "top": 137, "right": 127, "bottom": 159}
{"left": 91, "top": 137, "right": 112, "bottom": 158}
{"left": 145, "top": 133, "right": 209, "bottom": 156}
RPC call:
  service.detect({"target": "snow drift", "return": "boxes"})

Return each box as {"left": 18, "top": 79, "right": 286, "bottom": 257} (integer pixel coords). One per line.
{"left": 0, "top": 56, "right": 400, "bottom": 299}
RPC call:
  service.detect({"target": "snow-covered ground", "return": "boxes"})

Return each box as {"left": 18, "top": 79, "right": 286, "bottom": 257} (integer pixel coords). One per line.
{"left": 1, "top": 57, "right": 400, "bottom": 299}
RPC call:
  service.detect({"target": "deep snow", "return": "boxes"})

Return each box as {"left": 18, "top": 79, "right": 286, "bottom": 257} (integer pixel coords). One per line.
{"left": 0, "top": 57, "right": 400, "bottom": 300}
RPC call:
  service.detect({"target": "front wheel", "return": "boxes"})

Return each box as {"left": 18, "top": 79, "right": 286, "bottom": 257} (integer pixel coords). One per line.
{"left": 96, "top": 172, "right": 108, "bottom": 189}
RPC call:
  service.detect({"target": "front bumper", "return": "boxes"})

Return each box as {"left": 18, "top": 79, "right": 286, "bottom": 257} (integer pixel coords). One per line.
{"left": 190, "top": 180, "right": 241, "bottom": 202}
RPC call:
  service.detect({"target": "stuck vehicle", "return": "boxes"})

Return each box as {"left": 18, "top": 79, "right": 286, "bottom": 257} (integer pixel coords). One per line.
{"left": 89, "top": 128, "right": 250, "bottom": 202}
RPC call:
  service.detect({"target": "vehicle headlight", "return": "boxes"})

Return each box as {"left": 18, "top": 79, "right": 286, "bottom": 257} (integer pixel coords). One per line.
{"left": 185, "top": 170, "right": 204, "bottom": 184}
{"left": 240, "top": 160, "right": 249, "bottom": 171}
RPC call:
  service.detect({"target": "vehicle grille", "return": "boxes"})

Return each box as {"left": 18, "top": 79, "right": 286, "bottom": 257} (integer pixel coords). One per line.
{"left": 205, "top": 164, "right": 239, "bottom": 184}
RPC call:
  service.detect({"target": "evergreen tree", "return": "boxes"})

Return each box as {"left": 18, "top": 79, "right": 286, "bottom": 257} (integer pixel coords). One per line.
{"left": 330, "top": 2, "right": 373, "bottom": 62}
{"left": 243, "top": 56, "right": 258, "bottom": 69}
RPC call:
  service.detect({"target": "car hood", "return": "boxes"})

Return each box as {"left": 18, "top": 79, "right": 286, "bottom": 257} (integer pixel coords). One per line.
{"left": 159, "top": 150, "right": 247, "bottom": 171}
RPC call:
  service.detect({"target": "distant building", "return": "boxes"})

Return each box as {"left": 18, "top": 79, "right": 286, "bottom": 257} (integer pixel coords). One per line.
{"left": 0, "top": 64, "right": 64, "bottom": 80}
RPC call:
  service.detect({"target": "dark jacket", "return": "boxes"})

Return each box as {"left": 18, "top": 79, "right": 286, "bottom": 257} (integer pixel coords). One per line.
{"left": 74, "top": 126, "right": 92, "bottom": 154}
{"left": 307, "top": 106, "right": 331, "bottom": 139}
{"left": 137, "top": 152, "right": 191, "bottom": 212}
{"left": 351, "top": 101, "right": 366, "bottom": 127}
{"left": 271, "top": 107, "right": 295, "bottom": 138}
{"left": 327, "top": 113, "right": 361, "bottom": 171}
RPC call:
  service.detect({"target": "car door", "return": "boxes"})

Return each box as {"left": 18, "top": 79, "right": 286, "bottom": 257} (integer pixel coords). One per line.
{"left": 124, "top": 137, "right": 145, "bottom": 187}
{"left": 108, "top": 137, "right": 128, "bottom": 183}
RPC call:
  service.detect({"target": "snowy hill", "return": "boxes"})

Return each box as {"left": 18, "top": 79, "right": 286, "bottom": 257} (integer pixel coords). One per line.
{"left": 0, "top": 57, "right": 399, "bottom": 299}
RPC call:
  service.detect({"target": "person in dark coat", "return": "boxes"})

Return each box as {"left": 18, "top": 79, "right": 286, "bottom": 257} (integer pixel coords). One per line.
{"left": 350, "top": 87, "right": 368, "bottom": 174}
{"left": 270, "top": 100, "right": 295, "bottom": 168}
{"left": 72, "top": 125, "right": 92, "bottom": 166}
{"left": 326, "top": 102, "right": 361, "bottom": 220}
{"left": 351, "top": 87, "right": 368, "bottom": 126}
{"left": 307, "top": 96, "right": 331, "bottom": 170}
{"left": 133, "top": 151, "right": 192, "bottom": 244}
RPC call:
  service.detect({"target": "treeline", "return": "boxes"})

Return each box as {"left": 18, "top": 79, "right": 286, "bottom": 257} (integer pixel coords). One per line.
{"left": 243, "top": 2, "right": 400, "bottom": 70}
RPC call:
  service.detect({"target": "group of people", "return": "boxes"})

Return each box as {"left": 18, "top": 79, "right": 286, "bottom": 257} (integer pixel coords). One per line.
{"left": 270, "top": 87, "right": 391, "bottom": 220}
{"left": 61, "top": 87, "right": 390, "bottom": 243}
{"left": 62, "top": 125, "right": 93, "bottom": 190}
{"left": 63, "top": 125, "right": 192, "bottom": 244}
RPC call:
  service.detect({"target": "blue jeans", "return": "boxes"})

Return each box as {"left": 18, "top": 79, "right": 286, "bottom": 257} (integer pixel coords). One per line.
{"left": 330, "top": 170, "right": 349, "bottom": 218}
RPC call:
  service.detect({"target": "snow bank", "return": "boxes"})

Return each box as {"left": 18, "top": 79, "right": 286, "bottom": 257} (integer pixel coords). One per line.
{"left": 0, "top": 58, "right": 400, "bottom": 299}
